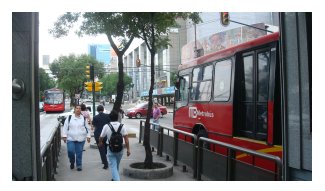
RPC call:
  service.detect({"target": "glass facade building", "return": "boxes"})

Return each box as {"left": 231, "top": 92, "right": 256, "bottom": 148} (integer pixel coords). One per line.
{"left": 88, "top": 44, "right": 111, "bottom": 65}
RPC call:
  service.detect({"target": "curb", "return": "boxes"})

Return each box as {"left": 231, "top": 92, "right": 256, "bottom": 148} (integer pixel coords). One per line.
{"left": 123, "top": 161, "right": 173, "bottom": 179}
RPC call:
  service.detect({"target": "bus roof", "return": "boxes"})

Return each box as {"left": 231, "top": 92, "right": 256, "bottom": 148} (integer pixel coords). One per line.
{"left": 178, "top": 32, "right": 279, "bottom": 71}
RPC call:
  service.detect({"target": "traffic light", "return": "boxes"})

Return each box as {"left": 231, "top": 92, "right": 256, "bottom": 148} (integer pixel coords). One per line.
{"left": 94, "top": 81, "right": 103, "bottom": 91}
{"left": 220, "top": 12, "right": 230, "bottom": 26}
{"left": 84, "top": 81, "right": 103, "bottom": 92}
{"left": 86, "top": 65, "right": 94, "bottom": 80}
{"left": 84, "top": 82, "right": 93, "bottom": 91}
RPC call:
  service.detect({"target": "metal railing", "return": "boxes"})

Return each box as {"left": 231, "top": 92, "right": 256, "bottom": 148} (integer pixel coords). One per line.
{"left": 138, "top": 120, "right": 282, "bottom": 181}
{"left": 139, "top": 120, "right": 198, "bottom": 178}
{"left": 40, "top": 123, "right": 61, "bottom": 180}
{"left": 197, "top": 137, "right": 282, "bottom": 180}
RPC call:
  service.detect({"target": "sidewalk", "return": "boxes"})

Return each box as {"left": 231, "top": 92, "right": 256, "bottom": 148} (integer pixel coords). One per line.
{"left": 55, "top": 122, "right": 194, "bottom": 181}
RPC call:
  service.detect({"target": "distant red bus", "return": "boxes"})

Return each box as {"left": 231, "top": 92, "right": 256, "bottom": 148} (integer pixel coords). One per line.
{"left": 174, "top": 32, "right": 282, "bottom": 172}
{"left": 43, "top": 88, "right": 65, "bottom": 112}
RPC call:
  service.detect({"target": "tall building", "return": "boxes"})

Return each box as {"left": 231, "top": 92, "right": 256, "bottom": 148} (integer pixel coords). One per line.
{"left": 41, "top": 54, "right": 54, "bottom": 78}
{"left": 88, "top": 44, "right": 111, "bottom": 65}
{"left": 42, "top": 55, "right": 50, "bottom": 67}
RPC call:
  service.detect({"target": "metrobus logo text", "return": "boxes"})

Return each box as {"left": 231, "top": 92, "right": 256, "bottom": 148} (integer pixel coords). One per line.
{"left": 189, "top": 107, "right": 214, "bottom": 118}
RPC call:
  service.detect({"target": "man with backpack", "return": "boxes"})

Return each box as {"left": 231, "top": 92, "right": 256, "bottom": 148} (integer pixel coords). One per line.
{"left": 62, "top": 104, "right": 91, "bottom": 171}
{"left": 98, "top": 110, "right": 130, "bottom": 181}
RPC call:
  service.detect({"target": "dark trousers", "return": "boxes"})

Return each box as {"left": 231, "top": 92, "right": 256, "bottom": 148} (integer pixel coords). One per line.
{"left": 95, "top": 135, "right": 108, "bottom": 167}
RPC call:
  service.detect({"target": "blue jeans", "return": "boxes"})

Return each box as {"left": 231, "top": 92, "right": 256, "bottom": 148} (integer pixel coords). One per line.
{"left": 152, "top": 119, "right": 160, "bottom": 131}
{"left": 107, "top": 149, "right": 123, "bottom": 181}
{"left": 67, "top": 141, "right": 85, "bottom": 169}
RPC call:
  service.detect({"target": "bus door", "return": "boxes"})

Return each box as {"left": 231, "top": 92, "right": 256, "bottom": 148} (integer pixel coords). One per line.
{"left": 235, "top": 48, "right": 272, "bottom": 141}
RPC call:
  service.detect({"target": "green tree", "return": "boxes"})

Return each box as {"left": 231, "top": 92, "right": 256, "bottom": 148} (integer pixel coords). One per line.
{"left": 50, "top": 12, "right": 201, "bottom": 168}
{"left": 131, "top": 12, "right": 201, "bottom": 168}
{"left": 49, "top": 12, "right": 135, "bottom": 111}
{"left": 39, "top": 68, "right": 56, "bottom": 100}
{"left": 101, "top": 72, "right": 132, "bottom": 98}
{"left": 50, "top": 54, "right": 104, "bottom": 106}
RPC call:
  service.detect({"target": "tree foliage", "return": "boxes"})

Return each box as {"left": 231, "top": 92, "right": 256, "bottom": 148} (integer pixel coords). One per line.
{"left": 49, "top": 54, "right": 104, "bottom": 106}
{"left": 49, "top": 12, "right": 135, "bottom": 111}
{"left": 101, "top": 72, "right": 132, "bottom": 97}
{"left": 39, "top": 68, "right": 56, "bottom": 100}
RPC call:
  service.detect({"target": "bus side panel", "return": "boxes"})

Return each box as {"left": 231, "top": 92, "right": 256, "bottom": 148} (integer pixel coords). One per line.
{"left": 174, "top": 103, "right": 233, "bottom": 136}
{"left": 43, "top": 104, "right": 65, "bottom": 112}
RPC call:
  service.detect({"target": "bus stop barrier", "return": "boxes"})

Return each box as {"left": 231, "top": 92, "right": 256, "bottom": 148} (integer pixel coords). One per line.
{"left": 139, "top": 120, "right": 282, "bottom": 181}
{"left": 139, "top": 120, "right": 198, "bottom": 178}
{"left": 197, "top": 137, "right": 282, "bottom": 181}
{"left": 40, "top": 122, "right": 61, "bottom": 180}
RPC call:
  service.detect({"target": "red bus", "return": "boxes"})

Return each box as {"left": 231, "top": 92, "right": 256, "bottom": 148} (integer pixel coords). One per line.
{"left": 43, "top": 88, "right": 65, "bottom": 112}
{"left": 174, "top": 32, "right": 281, "bottom": 172}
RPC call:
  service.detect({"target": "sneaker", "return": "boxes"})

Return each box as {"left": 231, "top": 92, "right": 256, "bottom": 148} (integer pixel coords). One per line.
{"left": 77, "top": 168, "right": 82, "bottom": 171}
{"left": 70, "top": 163, "right": 74, "bottom": 169}
{"left": 103, "top": 166, "right": 108, "bottom": 169}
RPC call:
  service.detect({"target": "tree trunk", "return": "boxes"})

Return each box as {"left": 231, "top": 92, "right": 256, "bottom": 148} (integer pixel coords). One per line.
{"left": 113, "top": 54, "right": 124, "bottom": 111}
{"left": 143, "top": 13, "right": 156, "bottom": 168}
{"left": 143, "top": 49, "right": 155, "bottom": 168}
{"left": 107, "top": 34, "right": 134, "bottom": 112}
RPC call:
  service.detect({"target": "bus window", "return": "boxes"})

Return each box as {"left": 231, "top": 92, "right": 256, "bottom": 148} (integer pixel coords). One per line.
{"left": 257, "top": 51, "right": 270, "bottom": 136}
{"left": 214, "top": 59, "right": 232, "bottom": 101}
{"left": 191, "top": 65, "right": 213, "bottom": 101}
{"left": 175, "top": 75, "right": 189, "bottom": 108}
{"left": 180, "top": 75, "right": 189, "bottom": 103}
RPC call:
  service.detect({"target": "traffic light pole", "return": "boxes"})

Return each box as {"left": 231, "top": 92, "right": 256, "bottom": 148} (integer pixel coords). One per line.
{"left": 91, "top": 65, "right": 96, "bottom": 119}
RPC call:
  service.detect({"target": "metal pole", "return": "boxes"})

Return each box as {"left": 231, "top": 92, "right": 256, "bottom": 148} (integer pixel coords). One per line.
{"left": 197, "top": 138, "right": 203, "bottom": 180}
{"left": 194, "top": 23, "right": 197, "bottom": 58}
{"left": 173, "top": 132, "right": 179, "bottom": 166}
{"left": 91, "top": 64, "right": 95, "bottom": 119}
{"left": 226, "top": 149, "right": 235, "bottom": 180}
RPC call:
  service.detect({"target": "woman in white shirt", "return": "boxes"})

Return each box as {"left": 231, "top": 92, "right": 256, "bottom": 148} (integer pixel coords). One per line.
{"left": 62, "top": 105, "right": 91, "bottom": 171}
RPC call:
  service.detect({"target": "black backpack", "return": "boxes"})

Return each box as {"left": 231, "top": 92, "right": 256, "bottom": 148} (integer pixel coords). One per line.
{"left": 108, "top": 123, "right": 124, "bottom": 152}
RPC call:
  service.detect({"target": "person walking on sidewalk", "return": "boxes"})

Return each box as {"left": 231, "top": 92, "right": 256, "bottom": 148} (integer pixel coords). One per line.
{"left": 62, "top": 104, "right": 91, "bottom": 171}
{"left": 152, "top": 102, "right": 161, "bottom": 131}
{"left": 99, "top": 110, "right": 131, "bottom": 181}
{"left": 81, "top": 103, "right": 92, "bottom": 127}
{"left": 92, "top": 105, "right": 110, "bottom": 169}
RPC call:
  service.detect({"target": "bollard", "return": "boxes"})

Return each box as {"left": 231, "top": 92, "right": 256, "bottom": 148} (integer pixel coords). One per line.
{"left": 151, "top": 147, "right": 155, "bottom": 152}
{"left": 166, "top": 155, "right": 170, "bottom": 161}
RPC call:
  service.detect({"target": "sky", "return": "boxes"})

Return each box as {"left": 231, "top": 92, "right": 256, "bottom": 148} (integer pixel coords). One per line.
{"left": 39, "top": 12, "right": 108, "bottom": 67}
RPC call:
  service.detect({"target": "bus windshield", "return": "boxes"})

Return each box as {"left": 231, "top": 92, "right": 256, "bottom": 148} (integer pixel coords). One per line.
{"left": 44, "top": 91, "right": 63, "bottom": 104}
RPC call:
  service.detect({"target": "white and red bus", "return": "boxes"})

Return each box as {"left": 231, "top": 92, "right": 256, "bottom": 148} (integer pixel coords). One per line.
{"left": 174, "top": 32, "right": 281, "bottom": 171}
{"left": 43, "top": 88, "right": 65, "bottom": 112}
